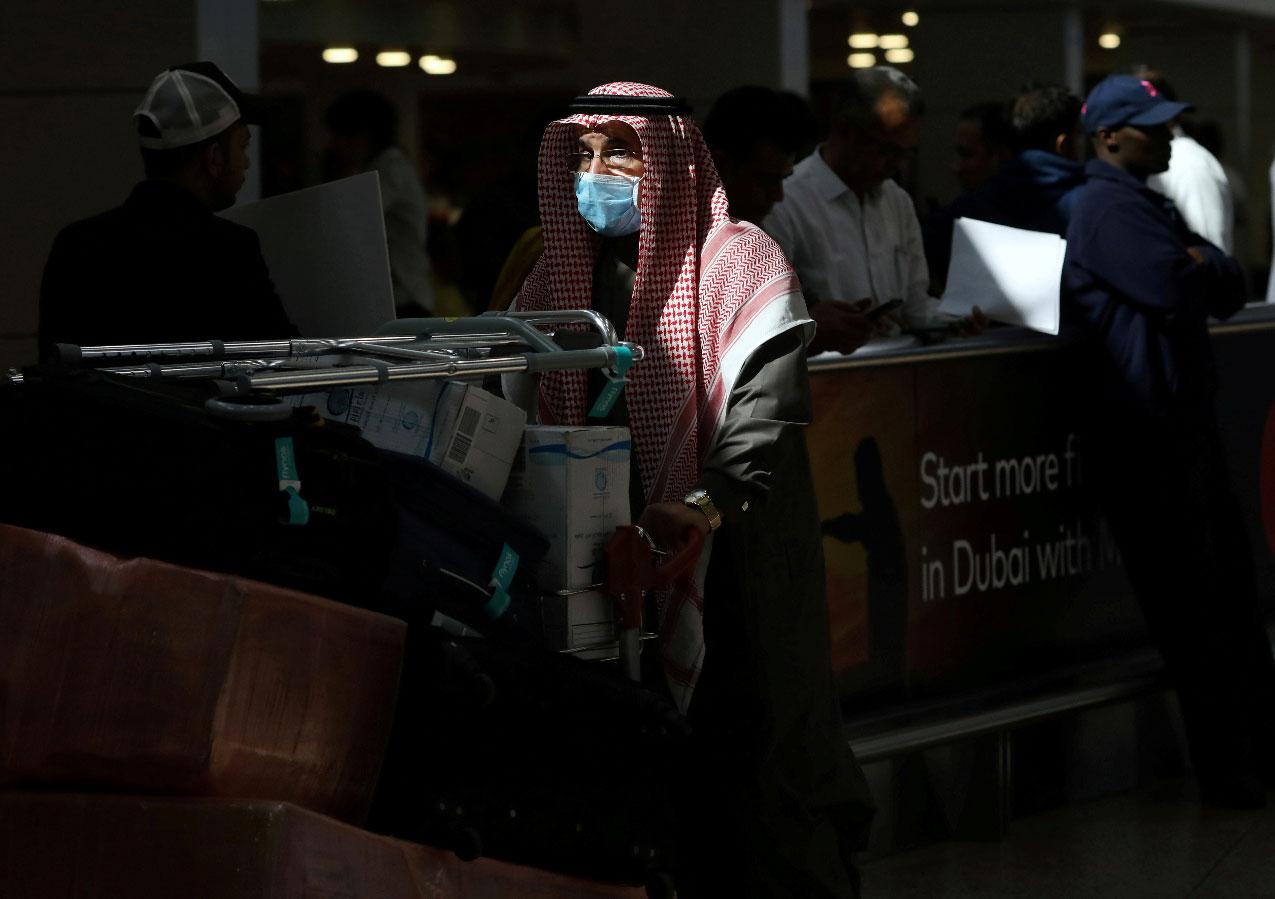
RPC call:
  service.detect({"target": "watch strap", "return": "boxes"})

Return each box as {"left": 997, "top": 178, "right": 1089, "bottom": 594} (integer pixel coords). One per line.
{"left": 684, "top": 488, "right": 722, "bottom": 531}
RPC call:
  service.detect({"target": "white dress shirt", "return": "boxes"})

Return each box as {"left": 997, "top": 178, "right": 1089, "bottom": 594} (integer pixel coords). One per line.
{"left": 763, "top": 147, "right": 937, "bottom": 327}
{"left": 371, "top": 146, "right": 435, "bottom": 313}
{"left": 1147, "top": 128, "right": 1234, "bottom": 254}
{"left": 1266, "top": 157, "right": 1275, "bottom": 304}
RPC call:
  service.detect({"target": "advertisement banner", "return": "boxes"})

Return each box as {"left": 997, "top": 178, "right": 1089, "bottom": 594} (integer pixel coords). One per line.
{"left": 810, "top": 324, "right": 1275, "bottom": 706}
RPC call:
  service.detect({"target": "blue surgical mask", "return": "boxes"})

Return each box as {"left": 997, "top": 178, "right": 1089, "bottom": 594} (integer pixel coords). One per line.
{"left": 574, "top": 171, "right": 642, "bottom": 237}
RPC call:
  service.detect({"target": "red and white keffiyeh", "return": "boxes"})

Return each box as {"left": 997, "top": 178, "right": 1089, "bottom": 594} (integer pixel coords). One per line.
{"left": 515, "top": 82, "right": 811, "bottom": 712}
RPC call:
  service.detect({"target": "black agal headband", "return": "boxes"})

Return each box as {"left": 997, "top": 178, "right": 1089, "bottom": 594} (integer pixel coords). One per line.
{"left": 566, "top": 94, "right": 693, "bottom": 117}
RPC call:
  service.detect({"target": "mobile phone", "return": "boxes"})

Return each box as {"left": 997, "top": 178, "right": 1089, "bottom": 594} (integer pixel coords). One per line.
{"left": 867, "top": 299, "right": 903, "bottom": 321}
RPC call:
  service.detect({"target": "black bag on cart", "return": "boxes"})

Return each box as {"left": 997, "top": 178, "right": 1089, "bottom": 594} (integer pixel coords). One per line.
{"left": 369, "top": 634, "right": 687, "bottom": 899}
{"left": 0, "top": 368, "right": 547, "bottom": 627}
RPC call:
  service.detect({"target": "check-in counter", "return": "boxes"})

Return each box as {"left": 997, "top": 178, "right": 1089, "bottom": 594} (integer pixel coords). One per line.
{"left": 808, "top": 305, "right": 1275, "bottom": 707}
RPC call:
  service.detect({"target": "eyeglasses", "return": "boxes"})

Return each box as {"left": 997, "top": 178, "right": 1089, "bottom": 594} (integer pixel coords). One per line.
{"left": 567, "top": 146, "right": 641, "bottom": 172}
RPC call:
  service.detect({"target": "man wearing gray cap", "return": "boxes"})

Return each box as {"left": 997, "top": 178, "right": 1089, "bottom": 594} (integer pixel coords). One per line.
{"left": 39, "top": 62, "right": 296, "bottom": 350}
{"left": 1064, "top": 74, "right": 1275, "bottom": 809}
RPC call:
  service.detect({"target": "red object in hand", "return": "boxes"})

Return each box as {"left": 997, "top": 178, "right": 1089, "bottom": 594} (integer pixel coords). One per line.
{"left": 605, "top": 526, "right": 704, "bottom": 629}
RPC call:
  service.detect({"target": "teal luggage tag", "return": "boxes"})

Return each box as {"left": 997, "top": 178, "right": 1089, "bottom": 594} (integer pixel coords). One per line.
{"left": 484, "top": 543, "right": 520, "bottom": 619}
{"left": 587, "top": 345, "right": 634, "bottom": 419}
{"left": 274, "top": 436, "right": 310, "bottom": 526}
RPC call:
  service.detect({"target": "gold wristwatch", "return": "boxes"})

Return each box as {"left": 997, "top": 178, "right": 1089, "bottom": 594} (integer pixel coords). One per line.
{"left": 683, "top": 488, "right": 722, "bottom": 531}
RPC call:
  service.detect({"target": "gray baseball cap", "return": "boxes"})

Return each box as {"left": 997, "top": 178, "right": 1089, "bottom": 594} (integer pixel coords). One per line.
{"left": 135, "top": 61, "right": 265, "bottom": 150}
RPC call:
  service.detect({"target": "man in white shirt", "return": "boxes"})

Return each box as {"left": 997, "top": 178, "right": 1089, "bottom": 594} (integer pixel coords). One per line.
{"left": 764, "top": 67, "right": 942, "bottom": 353}
{"left": 1136, "top": 70, "right": 1234, "bottom": 254}
{"left": 1267, "top": 154, "right": 1275, "bottom": 305}
{"left": 325, "top": 91, "right": 436, "bottom": 316}
{"left": 1147, "top": 124, "right": 1234, "bottom": 254}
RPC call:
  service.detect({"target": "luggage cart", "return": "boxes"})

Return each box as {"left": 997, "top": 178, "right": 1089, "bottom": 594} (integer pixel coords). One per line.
{"left": 602, "top": 525, "right": 704, "bottom": 681}
{"left": 2, "top": 311, "right": 642, "bottom": 637}
{"left": 4, "top": 314, "right": 690, "bottom": 895}
{"left": 17, "top": 312, "right": 643, "bottom": 424}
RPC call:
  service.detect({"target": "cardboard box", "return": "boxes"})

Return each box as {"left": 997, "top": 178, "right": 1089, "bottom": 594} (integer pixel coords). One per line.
{"left": 0, "top": 793, "right": 643, "bottom": 899}
{"left": 503, "top": 426, "right": 631, "bottom": 591}
{"left": 292, "top": 380, "right": 525, "bottom": 500}
{"left": 0, "top": 523, "right": 405, "bottom": 825}
{"left": 541, "top": 588, "right": 618, "bottom": 658}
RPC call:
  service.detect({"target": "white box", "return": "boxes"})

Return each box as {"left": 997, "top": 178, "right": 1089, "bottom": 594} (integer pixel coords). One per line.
{"left": 503, "top": 426, "right": 631, "bottom": 590}
{"left": 540, "top": 588, "right": 618, "bottom": 658}
{"left": 291, "top": 380, "right": 526, "bottom": 500}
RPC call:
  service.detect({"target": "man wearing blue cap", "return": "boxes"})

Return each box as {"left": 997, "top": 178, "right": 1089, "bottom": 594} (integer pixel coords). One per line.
{"left": 1064, "top": 74, "right": 1275, "bottom": 808}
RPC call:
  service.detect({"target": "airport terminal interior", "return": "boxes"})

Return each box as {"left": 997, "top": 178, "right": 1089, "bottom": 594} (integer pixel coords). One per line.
{"left": 6, "top": 1, "right": 1275, "bottom": 896}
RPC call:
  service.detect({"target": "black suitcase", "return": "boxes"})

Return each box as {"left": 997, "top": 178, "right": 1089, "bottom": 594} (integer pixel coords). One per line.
{"left": 369, "top": 633, "right": 686, "bottom": 898}
{"left": 0, "top": 367, "right": 547, "bottom": 629}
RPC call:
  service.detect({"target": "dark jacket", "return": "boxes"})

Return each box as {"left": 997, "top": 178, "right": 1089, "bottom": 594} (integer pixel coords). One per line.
{"left": 1062, "top": 158, "right": 1245, "bottom": 417}
{"left": 39, "top": 180, "right": 298, "bottom": 352}
{"left": 924, "top": 150, "right": 1086, "bottom": 286}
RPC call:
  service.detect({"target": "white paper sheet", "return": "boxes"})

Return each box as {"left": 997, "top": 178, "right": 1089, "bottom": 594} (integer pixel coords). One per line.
{"left": 220, "top": 173, "right": 395, "bottom": 337}
{"left": 938, "top": 217, "right": 1066, "bottom": 336}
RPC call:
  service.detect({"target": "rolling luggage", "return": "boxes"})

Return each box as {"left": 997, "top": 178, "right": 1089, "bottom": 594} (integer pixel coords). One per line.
{"left": 370, "top": 528, "right": 705, "bottom": 899}
{"left": 0, "top": 367, "right": 544, "bottom": 629}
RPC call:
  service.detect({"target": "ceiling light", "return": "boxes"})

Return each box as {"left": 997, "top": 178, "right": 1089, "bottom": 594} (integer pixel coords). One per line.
{"left": 902, "top": 11, "right": 919, "bottom": 27}
{"left": 419, "top": 55, "right": 458, "bottom": 75}
{"left": 376, "top": 51, "right": 412, "bottom": 67}
{"left": 1098, "top": 32, "right": 1121, "bottom": 49}
{"left": 847, "top": 53, "right": 876, "bottom": 69}
{"left": 848, "top": 33, "right": 879, "bottom": 49}
{"left": 322, "top": 47, "right": 358, "bottom": 64}
{"left": 885, "top": 48, "right": 915, "bottom": 64}
{"left": 878, "top": 34, "right": 909, "bottom": 50}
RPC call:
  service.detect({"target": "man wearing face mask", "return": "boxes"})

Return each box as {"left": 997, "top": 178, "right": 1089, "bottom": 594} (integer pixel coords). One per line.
{"left": 513, "top": 82, "right": 873, "bottom": 898}
{"left": 1064, "top": 75, "right": 1275, "bottom": 809}
{"left": 39, "top": 62, "right": 297, "bottom": 351}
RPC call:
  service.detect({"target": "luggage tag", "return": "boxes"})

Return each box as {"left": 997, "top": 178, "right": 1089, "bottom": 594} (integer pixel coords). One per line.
{"left": 587, "top": 345, "right": 635, "bottom": 419}
{"left": 274, "top": 437, "right": 310, "bottom": 526}
{"left": 484, "top": 543, "right": 520, "bottom": 618}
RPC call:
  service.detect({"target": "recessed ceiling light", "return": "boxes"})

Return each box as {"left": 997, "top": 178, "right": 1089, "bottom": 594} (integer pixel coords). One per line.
{"left": 420, "top": 55, "right": 458, "bottom": 75}
{"left": 322, "top": 47, "right": 358, "bottom": 64}
{"left": 376, "top": 51, "right": 412, "bottom": 67}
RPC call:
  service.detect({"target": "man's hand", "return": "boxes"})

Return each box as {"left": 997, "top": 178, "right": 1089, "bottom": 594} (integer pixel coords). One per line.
{"left": 638, "top": 501, "right": 711, "bottom": 555}
{"left": 953, "top": 305, "right": 989, "bottom": 337}
{"left": 808, "top": 298, "right": 875, "bottom": 355}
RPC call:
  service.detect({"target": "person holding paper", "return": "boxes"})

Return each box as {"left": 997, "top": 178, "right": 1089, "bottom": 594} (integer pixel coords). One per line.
{"left": 764, "top": 67, "right": 981, "bottom": 352}
{"left": 1064, "top": 74, "right": 1275, "bottom": 809}
{"left": 925, "top": 83, "right": 1086, "bottom": 289}
{"left": 39, "top": 62, "right": 297, "bottom": 351}
{"left": 512, "top": 82, "right": 873, "bottom": 897}
{"left": 949, "top": 101, "right": 1014, "bottom": 195}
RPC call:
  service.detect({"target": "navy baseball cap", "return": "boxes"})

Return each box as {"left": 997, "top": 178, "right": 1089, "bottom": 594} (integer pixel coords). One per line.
{"left": 1081, "top": 74, "right": 1191, "bottom": 133}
